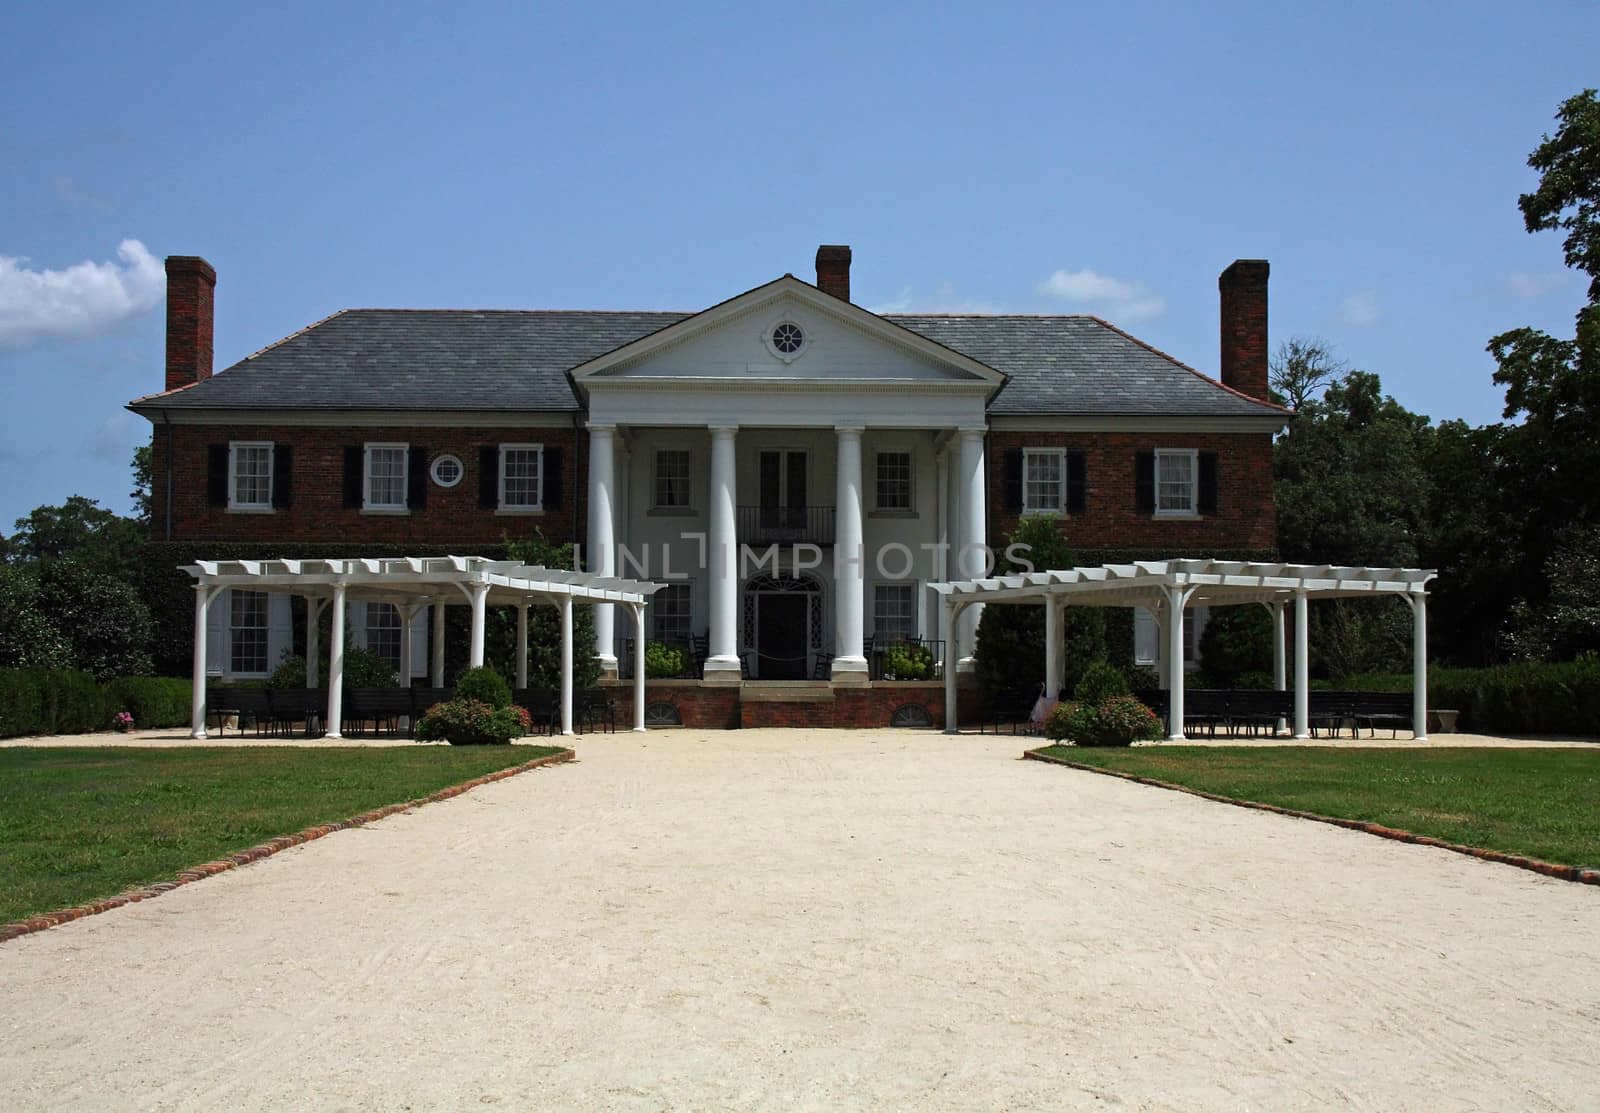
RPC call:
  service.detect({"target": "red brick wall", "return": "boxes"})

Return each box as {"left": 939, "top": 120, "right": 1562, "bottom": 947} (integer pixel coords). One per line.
{"left": 607, "top": 681, "right": 984, "bottom": 730}
{"left": 151, "top": 423, "right": 580, "bottom": 546}
{"left": 986, "top": 430, "right": 1276, "bottom": 552}
{"left": 1219, "top": 260, "right": 1270, "bottom": 401}
{"left": 165, "top": 257, "right": 216, "bottom": 392}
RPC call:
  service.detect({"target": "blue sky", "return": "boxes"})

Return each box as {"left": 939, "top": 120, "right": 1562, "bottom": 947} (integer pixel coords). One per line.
{"left": 2, "top": 1, "right": 1595, "bottom": 527}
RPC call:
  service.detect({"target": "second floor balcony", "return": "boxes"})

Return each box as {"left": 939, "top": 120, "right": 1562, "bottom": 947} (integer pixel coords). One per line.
{"left": 737, "top": 504, "right": 836, "bottom": 546}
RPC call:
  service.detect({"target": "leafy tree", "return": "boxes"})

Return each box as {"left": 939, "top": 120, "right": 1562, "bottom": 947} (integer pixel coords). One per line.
{"left": 0, "top": 565, "right": 70, "bottom": 670}
{"left": 487, "top": 531, "right": 601, "bottom": 690}
{"left": 1502, "top": 525, "right": 1600, "bottom": 661}
{"left": 4, "top": 496, "right": 145, "bottom": 578}
{"left": 131, "top": 444, "right": 153, "bottom": 527}
{"left": 1269, "top": 337, "right": 1346, "bottom": 410}
{"left": 1519, "top": 88, "right": 1600, "bottom": 300}
{"left": 34, "top": 559, "right": 154, "bottom": 679}
{"left": 1197, "top": 605, "right": 1273, "bottom": 685}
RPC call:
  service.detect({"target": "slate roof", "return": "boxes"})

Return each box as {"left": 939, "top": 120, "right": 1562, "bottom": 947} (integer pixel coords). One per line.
{"left": 132, "top": 306, "right": 1286, "bottom": 420}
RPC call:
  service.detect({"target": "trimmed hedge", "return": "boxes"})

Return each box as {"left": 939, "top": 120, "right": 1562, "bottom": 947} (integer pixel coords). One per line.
{"left": 1337, "top": 658, "right": 1600, "bottom": 736}
{"left": 0, "top": 670, "right": 194, "bottom": 738}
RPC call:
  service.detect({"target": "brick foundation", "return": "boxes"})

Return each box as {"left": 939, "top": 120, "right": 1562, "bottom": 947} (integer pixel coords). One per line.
{"left": 601, "top": 679, "right": 984, "bottom": 730}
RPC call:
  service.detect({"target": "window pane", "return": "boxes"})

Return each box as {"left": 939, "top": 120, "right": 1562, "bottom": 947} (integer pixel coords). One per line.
{"left": 229, "top": 590, "right": 268, "bottom": 674}
{"left": 876, "top": 452, "right": 912, "bottom": 510}
{"left": 233, "top": 444, "right": 272, "bottom": 507}
{"left": 654, "top": 450, "right": 691, "bottom": 508}
{"left": 366, "top": 603, "right": 402, "bottom": 674}
{"left": 873, "top": 584, "right": 916, "bottom": 642}
{"left": 367, "top": 447, "right": 408, "bottom": 508}
{"left": 650, "top": 584, "right": 692, "bottom": 645}
{"left": 1157, "top": 452, "right": 1195, "bottom": 512}
{"left": 502, "top": 448, "right": 542, "bottom": 508}
{"left": 1024, "top": 451, "right": 1063, "bottom": 511}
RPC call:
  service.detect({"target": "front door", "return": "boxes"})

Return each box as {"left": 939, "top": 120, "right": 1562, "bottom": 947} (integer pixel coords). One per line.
{"left": 755, "top": 593, "right": 809, "bottom": 679}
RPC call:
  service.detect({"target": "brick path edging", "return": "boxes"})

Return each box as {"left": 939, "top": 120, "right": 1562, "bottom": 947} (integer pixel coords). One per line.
{"left": 0, "top": 748, "right": 575, "bottom": 946}
{"left": 1023, "top": 748, "right": 1600, "bottom": 887}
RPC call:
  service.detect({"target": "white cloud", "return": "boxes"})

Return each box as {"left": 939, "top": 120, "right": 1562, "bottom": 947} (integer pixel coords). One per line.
{"left": 868, "top": 283, "right": 1007, "bottom": 315}
{"left": 1337, "top": 289, "right": 1382, "bottom": 327}
{"left": 0, "top": 239, "right": 165, "bottom": 350}
{"left": 88, "top": 411, "right": 140, "bottom": 462}
{"left": 1037, "top": 268, "right": 1165, "bottom": 323}
{"left": 1507, "top": 271, "right": 1568, "bottom": 298}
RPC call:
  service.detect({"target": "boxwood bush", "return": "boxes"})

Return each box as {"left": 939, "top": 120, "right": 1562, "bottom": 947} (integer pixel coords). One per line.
{"left": 1336, "top": 657, "right": 1600, "bottom": 735}
{"left": 102, "top": 676, "right": 192, "bottom": 730}
{"left": 0, "top": 668, "right": 106, "bottom": 737}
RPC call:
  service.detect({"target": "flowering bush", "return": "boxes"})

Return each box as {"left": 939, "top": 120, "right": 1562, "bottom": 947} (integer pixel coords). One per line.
{"left": 1045, "top": 695, "right": 1163, "bottom": 747}
{"left": 111, "top": 710, "right": 134, "bottom": 733}
{"left": 414, "top": 698, "right": 530, "bottom": 745}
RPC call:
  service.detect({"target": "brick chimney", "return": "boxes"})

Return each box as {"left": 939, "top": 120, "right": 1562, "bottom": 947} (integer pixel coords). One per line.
{"left": 1218, "top": 259, "right": 1269, "bottom": 400}
{"left": 165, "top": 255, "right": 216, "bottom": 392}
{"left": 815, "top": 244, "right": 852, "bottom": 302}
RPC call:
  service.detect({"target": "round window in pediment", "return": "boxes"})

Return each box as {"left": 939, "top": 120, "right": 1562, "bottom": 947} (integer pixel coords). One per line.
{"left": 771, "top": 321, "right": 804, "bottom": 354}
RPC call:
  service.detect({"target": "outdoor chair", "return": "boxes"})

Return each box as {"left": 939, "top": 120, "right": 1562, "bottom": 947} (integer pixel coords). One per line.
{"left": 1350, "top": 691, "right": 1413, "bottom": 737}
{"left": 1309, "top": 691, "right": 1356, "bottom": 738}
{"left": 267, "top": 688, "right": 323, "bottom": 737}
{"left": 578, "top": 689, "right": 615, "bottom": 734}
{"left": 811, "top": 655, "right": 832, "bottom": 680}
{"left": 512, "top": 688, "right": 559, "bottom": 735}
{"left": 207, "top": 688, "right": 272, "bottom": 737}
{"left": 1225, "top": 689, "right": 1292, "bottom": 737}
{"left": 1182, "top": 689, "right": 1230, "bottom": 738}
{"left": 690, "top": 633, "right": 710, "bottom": 678}
{"left": 344, "top": 688, "right": 411, "bottom": 736}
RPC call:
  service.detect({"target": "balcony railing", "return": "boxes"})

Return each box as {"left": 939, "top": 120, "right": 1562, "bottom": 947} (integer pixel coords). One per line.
{"left": 737, "top": 505, "right": 835, "bottom": 546}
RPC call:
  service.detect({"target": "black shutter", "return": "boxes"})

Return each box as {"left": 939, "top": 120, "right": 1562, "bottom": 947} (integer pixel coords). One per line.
{"left": 543, "top": 447, "right": 563, "bottom": 509}
{"left": 479, "top": 446, "right": 499, "bottom": 508}
{"left": 343, "top": 446, "right": 364, "bottom": 509}
{"left": 1066, "top": 449, "right": 1087, "bottom": 515}
{"left": 272, "top": 444, "right": 293, "bottom": 508}
{"left": 1135, "top": 452, "right": 1155, "bottom": 515}
{"left": 206, "top": 444, "right": 229, "bottom": 507}
{"left": 407, "top": 446, "right": 428, "bottom": 509}
{"left": 1002, "top": 448, "right": 1023, "bottom": 512}
{"left": 1198, "top": 452, "right": 1219, "bottom": 515}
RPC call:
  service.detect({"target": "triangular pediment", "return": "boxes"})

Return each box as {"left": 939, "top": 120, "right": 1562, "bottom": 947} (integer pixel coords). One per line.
{"left": 570, "top": 276, "right": 1005, "bottom": 388}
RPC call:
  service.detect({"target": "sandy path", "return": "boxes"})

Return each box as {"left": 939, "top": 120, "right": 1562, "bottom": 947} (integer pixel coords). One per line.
{"left": 2, "top": 729, "right": 1596, "bottom": 1111}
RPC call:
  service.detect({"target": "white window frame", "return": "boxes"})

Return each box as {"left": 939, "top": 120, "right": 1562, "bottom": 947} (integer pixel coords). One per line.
{"left": 365, "top": 602, "right": 403, "bottom": 674}
{"left": 650, "top": 583, "right": 693, "bottom": 645}
{"left": 228, "top": 589, "right": 270, "bottom": 677}
{"left": 429, "top": 453, "right": 463, "bottom": 489}
{"left": 1154, "top": 448, "right": 1199, "bottom": 518}
{"left": 498, "top": 443, "right": 544, "bottom": 512}
{"left": 1022, "top": 447, "right": 1066, "bottom": 515}
{"left": 874, "top": 450, "right": 914, "bottom": 513}
{"left": 228, "top": 441, "right": 274, "bottom": 512}
{"left": 872, "top": 582, "right": 917, "bottom": 644}
{"left": 652, "top": 448, "right": 693, "bottom": 511}
{"left": 363, "top": 442, "right": 410, "bottom": 512}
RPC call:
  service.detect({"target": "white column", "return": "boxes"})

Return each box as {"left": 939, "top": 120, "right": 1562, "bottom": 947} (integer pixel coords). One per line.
{"left": 956, "top": 428, "right": 986, "bottom": 667}
{"left": 1044, "top": 594, "right": 1063, "bottom": 700}
{"left": 399, "top": 606, "right": 415, "bottom": 688}
{"left": 430, "top": 601, "right": 446, "bottom": 687}
{"left": 943, "top": 599, "right": 961, "bottom": 734}
{"left": 1152, "top": 600, "right": 1169, "bottom": 692}
{"left": 469, "top": 583, "right": 488, "bottom": 669}
{"left": 515, "top": 603, "right": 530, "bottom": 689}
{"left": 1293, "top": 589, "right": 1310, "bottom": 739}
{"left": 1411, "top": 593, "right": 1428, "bottom": 741}
{"left": 325, "top": 583, "right": 347, "bottom": 738}
{"left": 633, "top": 602, "right": 647, "bottom": 731}
{"left": 559, "top": 597, "right": 574, "bottom": 736}
{"left": 305, "top": 597, "right": 321, "bottom": 689}
{"left": 1166, "top": 586, "right": 1187, "bottom": 741}
{"left": 587, "top": 423, "right": 618, "bottom": 673}
{"left": 705, "top": 424, "right": 741, "bottom": 678}
{"left": 832, "top": 425, "right": 868, "bottom": 681}
{"left": 1271, "top": 600, "right": 1287, "bottom": 734}
{"left": 935, "top": 442, "right": 951, "bottom": 671}
{"left": 190, "top": 585, "right": 212, "bottom": 738}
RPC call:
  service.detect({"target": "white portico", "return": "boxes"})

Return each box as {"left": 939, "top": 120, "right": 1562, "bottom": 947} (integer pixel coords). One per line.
{"left": 571, "top": 274, "right": 1004, "bottom": 681}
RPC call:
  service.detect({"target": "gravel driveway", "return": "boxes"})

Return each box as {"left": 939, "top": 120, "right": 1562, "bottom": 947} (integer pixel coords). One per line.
{"left": 2, "top": 729, "right": 1596, "bottom": 1111}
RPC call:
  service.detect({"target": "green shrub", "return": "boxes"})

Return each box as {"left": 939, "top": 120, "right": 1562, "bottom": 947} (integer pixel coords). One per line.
{"left": 1197, "top": 604, "right": 1273, "bottom": 685}
{"left": 1074, "top": 660, "right": 1129, "bottom": 704}
{"left": 268, "top": 654, "right": 309, "bottom": 689}
{"left": 35, "top": 559, "right": 154, "bottom": 679}
{"left": 343, "top": 646, "right": 399, "bottom": 689}
{"left": 0, "top": 668, "right": 105, "bottom": 737}
{"left": 1045, "top": 694, "right": 1164, "bottom": 747}
{"left": 0, "top": 565, "right": 69, "bottom": 670}
{"left": 1125, "top": 665, "right": 1161, "bottom": 692}
{"left": 101, "top": 676, "right": 192, "bottom": 730}
{"left": 644, "top": 642, "right": 688, "bottom": 679}
{"left": 454, "top": 666, "right": 511, "bottom": 708}
{"left": 414, "top": 698, "right": 529, "bottom": 745}
{"left": 882, "top": 641, "right": 934, "bottom": 680}
{"left": 1334, "top": 657, "right": 1600, "bottom": 735}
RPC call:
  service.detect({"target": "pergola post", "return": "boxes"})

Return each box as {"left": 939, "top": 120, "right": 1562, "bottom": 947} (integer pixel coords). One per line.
{"left": 468, "top": 582, "right": 489, "bottom": 669}
{"left": 632, "top": 602, "right": 647, "bottom": 732}
{"left": 1044, "top": 594, "right": 1063, "bottom": 701}
{"left": 515, "top": 603, "right": 530, "bottom": 689}
{"left": 1165, "top": 585, "right": 1188, "bottom": 741}
{"left": 430, "top": 601, "right": 446, "bottom": 687}
{"left": 190, "top": 585, "right": 215, "bottom": 738}
{"left": 1293, "top": 589, "right": 1310, "bottom": 739}
{"left": 1152, "top": 598, "right": 1169, "bottom": 691}
{"left": 398, "top": 605, "right": 415, "bottom": 687}
{"left": 1410, "top": 593, "right": 1428, "bottom": 741}
{"left": 305, "top": 596, "right": 322, "bottom": 689}
{"left": 559, "top": 596, "right": 574, "bottom": 736}
{"left": 1270, "top": 600, "right": 1287, "bottom": 734}
{"left": 943, "top": 598, "right": 963, "bottom": 734}
{"left": 325, "top": 583, "right": 347, "bottom": 739}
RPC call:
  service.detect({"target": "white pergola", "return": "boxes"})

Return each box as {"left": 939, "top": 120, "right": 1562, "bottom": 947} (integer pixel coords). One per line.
{"left": 932, "top": 559, "right": 1437, "bottom": 741}
{"left": 183, "top": 556, "right": 664, "bottom": 740}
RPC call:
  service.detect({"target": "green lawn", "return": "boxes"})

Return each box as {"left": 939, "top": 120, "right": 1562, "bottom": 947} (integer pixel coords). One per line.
{"left": 0, "top": 745, "right": 562, "bottom": 924}
{"left": 1032, "top": 746, "right": 1600, "bottom": 870}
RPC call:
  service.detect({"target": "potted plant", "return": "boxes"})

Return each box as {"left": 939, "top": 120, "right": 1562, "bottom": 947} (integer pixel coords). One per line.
{"left": 644, "top": 642, "right": 689, "bottom": 679}
{"left": 882, "top": 641, "right": 934, "bottom": 681}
